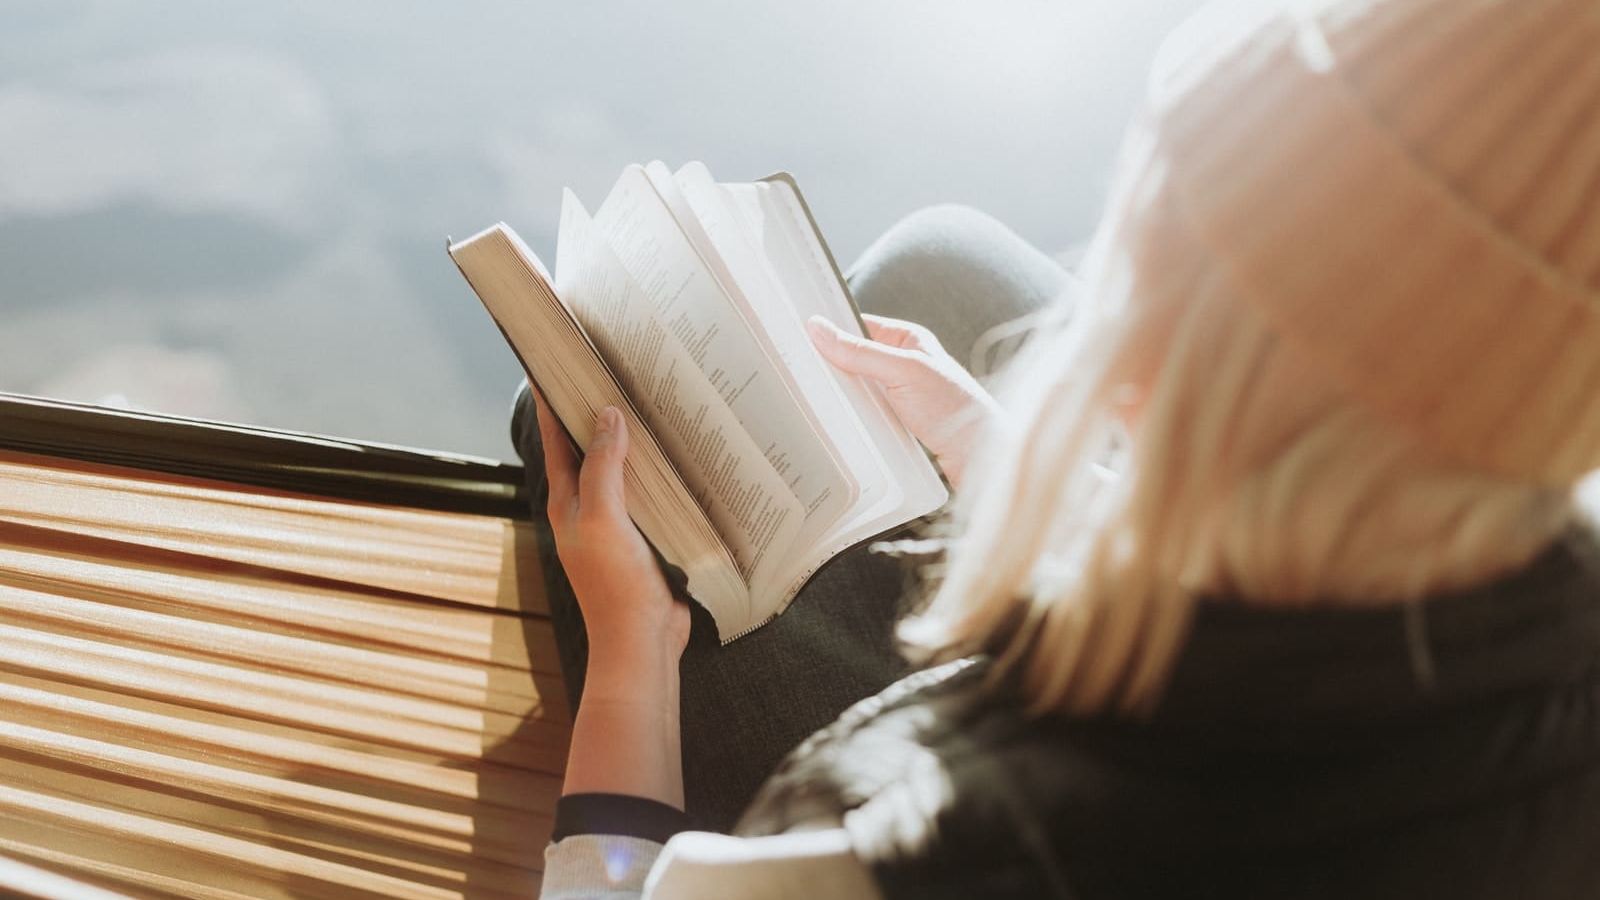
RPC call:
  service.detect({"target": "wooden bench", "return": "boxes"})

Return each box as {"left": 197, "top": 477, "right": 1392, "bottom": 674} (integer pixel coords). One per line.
{"left": 0, "top": 395, "right": 569, "bottom": 899}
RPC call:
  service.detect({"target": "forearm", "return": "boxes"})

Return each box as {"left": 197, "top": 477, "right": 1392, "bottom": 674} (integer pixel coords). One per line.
{"left": 561, "top": 640, "right": 685, "bottom": 808}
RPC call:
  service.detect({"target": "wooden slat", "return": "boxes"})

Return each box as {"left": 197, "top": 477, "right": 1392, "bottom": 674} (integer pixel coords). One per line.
{"left": 0, "top": 523, "right": 551, "bottom": 673}
{"left": 5, "top": 581, "right": 567, "bottom": 714}
{"left": 0, "top": 725, "right": 552, "bottom": 857}
{"left": 0, "top": 821, "right": 313, "bottom": 900}
{"left": 0, "top": 584, "right": 564, "bottom": 719}
{"left": 0, "top": 853, "right": 138, "bottom": 900}
{"left": 0, "top": 781, "right": 468, "bottom": 900}
{"left": 0, "top": 753, "right": 545, "bottom": 889}
{"left": 0, "top": 620, "right": 571, "bottom": 771}
{"left": 0, "top": 675, "right": 560, "bottom": 814}
{"left": 0, "top": 451, "right": 548, "bottom": 616}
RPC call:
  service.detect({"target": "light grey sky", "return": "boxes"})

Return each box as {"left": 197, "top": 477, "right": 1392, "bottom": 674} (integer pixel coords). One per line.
{"left": 0, "top": 0, "right": 1203, "bottom": 459}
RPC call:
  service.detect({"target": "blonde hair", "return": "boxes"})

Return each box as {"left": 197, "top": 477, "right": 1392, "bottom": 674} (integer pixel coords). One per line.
{"left": 898, "top": 128, "right": 1576, "bottom": 717}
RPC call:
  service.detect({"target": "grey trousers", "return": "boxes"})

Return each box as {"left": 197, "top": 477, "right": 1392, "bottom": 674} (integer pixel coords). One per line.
{"left": 511, "top": 205, "right": 1069, "bottom": 831}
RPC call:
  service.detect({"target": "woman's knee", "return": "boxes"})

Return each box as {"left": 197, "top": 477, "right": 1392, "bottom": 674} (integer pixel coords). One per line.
{"left": 846, "top": 204, "right": 1068, "bottom": 366}
{"left": 848, "top": 205, "right": 1023, "bottom": 294}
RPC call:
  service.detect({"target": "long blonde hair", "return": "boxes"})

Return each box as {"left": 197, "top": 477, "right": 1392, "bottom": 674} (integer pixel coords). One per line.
{"left": 898, "top": 120, "right": 1575, "bottom": 718}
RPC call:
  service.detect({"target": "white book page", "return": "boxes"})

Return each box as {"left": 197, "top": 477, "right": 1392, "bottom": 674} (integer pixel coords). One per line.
{"left": 555, "top": 191, "right": 802, "bottom": 628}
{"left": 641, "top": 161, "right": 857, "bottom": 541}
{"left": 591, "top": 166, "right": 855, "bottom": 602}
{"left": 721, "top": 179, "right": 949, "bottom": 579}
{"left": 672, "top": 162, "right": 884, "bottom": 516}
{"left": 720, "top": 183, "right": 901, "bottom": 523}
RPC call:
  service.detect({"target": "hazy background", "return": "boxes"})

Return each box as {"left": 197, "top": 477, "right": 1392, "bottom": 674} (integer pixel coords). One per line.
{"left": 0, "top": 0, "right": 1202, "bottom": 461}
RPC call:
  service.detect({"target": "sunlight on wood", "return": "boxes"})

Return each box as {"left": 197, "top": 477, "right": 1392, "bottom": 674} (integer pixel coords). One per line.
{"left": 0, "top": 450, "right": 567, "bottom": 898}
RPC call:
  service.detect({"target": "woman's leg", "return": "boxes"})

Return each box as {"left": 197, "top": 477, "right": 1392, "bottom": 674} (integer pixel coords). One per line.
{"left": 846, "top": 204, "right": 1075, "bottom": 377}
{"left": 511, "top": 205, "right": 1071, "bottom": 831}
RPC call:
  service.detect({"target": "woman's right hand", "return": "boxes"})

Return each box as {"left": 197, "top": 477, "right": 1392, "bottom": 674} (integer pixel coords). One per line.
{"left": 807, "top": 313, "right": 1001, "bottom": 490}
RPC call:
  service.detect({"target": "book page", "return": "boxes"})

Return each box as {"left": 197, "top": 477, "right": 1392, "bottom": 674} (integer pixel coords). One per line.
{"left": 722, "top": 177, "right": 951, "bottom": 601}
{"left": 719, "top": 181, "right": 903, "bottom": 525}
{"left": 646, "top": 162, "right": 863, "bottom": 556}
{"left": 591, "top": 167, "right": 852, "bottom": 540}
{"left": 672, "top": 163, "right": 883, "bottom": 518}
{"left": 556, "top": 192, "right": 803, "bottom": 597}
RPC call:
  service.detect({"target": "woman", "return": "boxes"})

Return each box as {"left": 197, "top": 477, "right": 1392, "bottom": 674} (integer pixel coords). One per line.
{"left": 525, "top": 0, "right": 1600, "bottom": 896}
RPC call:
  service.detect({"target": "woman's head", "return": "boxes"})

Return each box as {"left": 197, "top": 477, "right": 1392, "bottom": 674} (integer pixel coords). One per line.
{"left": 901, "top": 0, "right": 1596, "bottom": 716}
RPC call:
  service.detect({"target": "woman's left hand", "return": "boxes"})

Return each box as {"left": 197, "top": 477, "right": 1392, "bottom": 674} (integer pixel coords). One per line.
{"left": 534, "top": 393, "right": 691, "bottom": 680}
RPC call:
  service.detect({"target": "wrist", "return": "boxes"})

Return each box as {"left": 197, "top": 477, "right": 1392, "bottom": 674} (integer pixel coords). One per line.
{"left": 936, "top": 395, "right": 1002, "bottom": 490}
{"left": 563, "top": 661, "right": 685, "bottom": 806}
{"left": 585, "top": 639, "right": 681, "bottom": 702}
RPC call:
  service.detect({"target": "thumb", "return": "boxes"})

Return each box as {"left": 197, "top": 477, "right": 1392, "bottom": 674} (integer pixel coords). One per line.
{"left": 579, "top": 406, "right": 629, "bottom": 519}
{"left": 807, "top": 315, "right": 920, "bottom": 385}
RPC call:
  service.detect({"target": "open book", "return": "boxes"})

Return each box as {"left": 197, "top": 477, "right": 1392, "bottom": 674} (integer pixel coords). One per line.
{"left": 449, "top": 162, "right": 948, "bottom": 642}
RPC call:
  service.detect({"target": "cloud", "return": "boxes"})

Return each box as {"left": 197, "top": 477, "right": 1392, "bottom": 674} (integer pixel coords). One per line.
{"left": 0, "top": 46, "right": 336, "bottom": 228}
{"left": 487, "top": 100, "right": 633, "bottom": 211}
{"left": 2, "top": 234, "right": 516, "bottom": 459}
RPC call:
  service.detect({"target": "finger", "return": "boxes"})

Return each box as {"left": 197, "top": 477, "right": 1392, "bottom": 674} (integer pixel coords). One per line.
{"left": 861, "top": 314, "right": 941, "bottom": 353}
{"left": 533, "top": 388, "right": 579, "bottom": 521}
{"left": 578, "top": 406, "right": 629, "bottom": 522}
{"left": 806, "top": 315, "right": 922, "bottom": 385}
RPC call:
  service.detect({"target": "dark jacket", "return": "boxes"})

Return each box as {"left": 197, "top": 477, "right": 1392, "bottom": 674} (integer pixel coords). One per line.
{"left": 738, "top": 528, "right": 1600, "bottom": 899}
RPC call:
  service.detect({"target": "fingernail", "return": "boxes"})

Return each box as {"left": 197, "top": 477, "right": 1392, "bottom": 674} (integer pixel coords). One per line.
{"left": 806, "top": 316, "right": 834, "bottom": 342}
{"left": 597, "top": 406, "right": 619, "bottom": 434}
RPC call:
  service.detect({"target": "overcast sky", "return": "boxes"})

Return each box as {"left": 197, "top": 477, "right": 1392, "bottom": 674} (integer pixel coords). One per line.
{"left": 0, "top": 0, "right": 1203, "bottom": 459}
